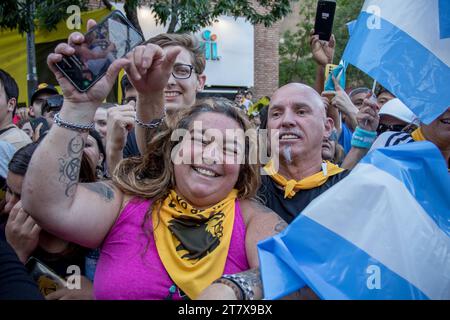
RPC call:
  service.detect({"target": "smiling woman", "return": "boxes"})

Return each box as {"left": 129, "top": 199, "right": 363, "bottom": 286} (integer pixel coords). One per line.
{"left": 23, "top": 95, "right": 286, "bottom": 300}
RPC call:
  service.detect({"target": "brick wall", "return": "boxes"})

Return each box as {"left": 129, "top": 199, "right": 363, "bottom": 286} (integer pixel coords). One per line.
{"left": 253, "top": 22, "right": 281, "bottom": 100}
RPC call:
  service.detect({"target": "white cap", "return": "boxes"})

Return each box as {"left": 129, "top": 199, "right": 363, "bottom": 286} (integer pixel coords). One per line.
{"left": 379, "top": 98, "right": 419, "bottom": 124}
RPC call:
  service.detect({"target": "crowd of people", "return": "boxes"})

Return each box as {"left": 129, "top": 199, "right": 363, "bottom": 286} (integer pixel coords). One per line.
{"left": 0, "top": 18, "right": 448, "bottom": 301}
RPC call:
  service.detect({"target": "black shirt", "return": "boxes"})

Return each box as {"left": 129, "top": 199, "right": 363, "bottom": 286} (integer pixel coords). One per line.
{"left": 258, "top": 170, "right": 350, "bottom": 224}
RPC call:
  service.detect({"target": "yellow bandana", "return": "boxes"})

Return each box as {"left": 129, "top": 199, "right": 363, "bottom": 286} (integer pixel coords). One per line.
{"left": 264, "top": 160, "right": 345, "bottom": 199}
{"left": 153, "top": 189, "right": 238, "bottom": 299}
{"left": 411, "top": 127, "right": 426, "bottom": 141}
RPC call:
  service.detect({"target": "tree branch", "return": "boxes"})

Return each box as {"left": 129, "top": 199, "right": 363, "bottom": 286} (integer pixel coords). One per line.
{"left": 167, "top": 0, "right": 178, "bottom": 33}
{"left": 124, "top": 0, "right": 143, "bottom": 35}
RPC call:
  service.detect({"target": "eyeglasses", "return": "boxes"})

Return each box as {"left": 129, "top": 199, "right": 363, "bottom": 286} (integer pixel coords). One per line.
{"left": 172, "top": 64, "right": 195, "bottom": 79}
{"left": 376, "top": 123, "right": 406, "bottom": 135}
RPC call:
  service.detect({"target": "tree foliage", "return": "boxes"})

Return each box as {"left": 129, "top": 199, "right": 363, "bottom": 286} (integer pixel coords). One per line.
{"left": 132, "top": 0, "right": 296, "bottom": 33}
{"left": 279, "top": 0, "right": 372, "bottom": 89}
{"left": 0, "top": 0, "right": 88, "bottom": 34}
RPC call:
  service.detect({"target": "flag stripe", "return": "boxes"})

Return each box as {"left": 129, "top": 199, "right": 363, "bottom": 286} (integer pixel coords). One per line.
{"left": 362, "top": 0, "right": 450, "bottom": 66}
{"left": 281, "top": 216, "right": 429, "bottom": 299}
{"left": 302, "top": 163, "right": 450, "bottom": 300}
{"left": 360, "top": 142, "right": 450, "bottom": 236}
{"left": 343, "top": 11, "right": 450, "bottom": 124}
{"left": 258, "top": 236, "right": 306, "bottom": 300}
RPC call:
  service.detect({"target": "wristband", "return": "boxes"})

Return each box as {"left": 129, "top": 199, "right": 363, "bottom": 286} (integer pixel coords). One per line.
{"left": 351, "top": 126, "right": 377, "bottom": 149}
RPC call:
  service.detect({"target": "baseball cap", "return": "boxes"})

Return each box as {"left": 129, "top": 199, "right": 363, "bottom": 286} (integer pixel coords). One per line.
{"left": 379, "top": 98, "right": 419, "bottom": 124}
{"left": 30, "top": 83, "right": 58, "bottom": 105}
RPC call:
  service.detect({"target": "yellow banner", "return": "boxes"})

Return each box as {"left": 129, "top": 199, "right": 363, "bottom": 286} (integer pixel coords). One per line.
{"left": 0, "top": 8, "right": 111, "bottom": 105}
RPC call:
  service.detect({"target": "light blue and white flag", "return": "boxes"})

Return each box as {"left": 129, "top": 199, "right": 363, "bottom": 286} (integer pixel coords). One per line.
{"left": 342, "top": 0, "right": 450, "bottom": 124}
{"left": 258, "top": 142, "right": 450, "bottom": 300}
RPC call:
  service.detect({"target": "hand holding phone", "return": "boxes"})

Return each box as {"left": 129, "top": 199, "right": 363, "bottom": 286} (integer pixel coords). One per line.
{"left": 47, "top": 12, "right": 141, "bottom": 107}
{"left": 55, "top": 10, "right": 144, "bottom": 93}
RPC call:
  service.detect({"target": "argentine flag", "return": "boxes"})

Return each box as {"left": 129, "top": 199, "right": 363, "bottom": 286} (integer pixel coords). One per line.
{"left": 342, "top": 0, "right": 450, "bottom": 124}
{"left": 258, "top": 142, "right": 450, "bottom": 299}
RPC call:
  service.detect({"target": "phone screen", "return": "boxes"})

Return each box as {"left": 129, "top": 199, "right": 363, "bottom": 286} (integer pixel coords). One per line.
{"left": 25, "top": 257, "right": 66, "bottom": 296}
{"left": 56, "top": 10, "right": 144, "bottom": 92}
{"left": 314, "top": 0, "right": 337, "bottom": 41}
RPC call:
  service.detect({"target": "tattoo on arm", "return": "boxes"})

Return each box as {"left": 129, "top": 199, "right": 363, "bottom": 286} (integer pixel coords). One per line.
{"left": 82, "top": 182, "right": 115, "bottom": 202}
{"left": 253, "top": 200, "right": 288, "bottom": 234}
{"left": 240, "top": 268, "right": 261, "bottom": 289}
{"left": 58, "top": 135, "right": 84, "bottom": 197}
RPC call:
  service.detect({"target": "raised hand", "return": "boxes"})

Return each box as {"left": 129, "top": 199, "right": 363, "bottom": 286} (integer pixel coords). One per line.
{"left": 106, "top": 102, "right": 136, "bottom": 151}
{"left": 357, "top": 93, "right": 380, "bottom": 132}
{"left": 46, "top": 19, "right": 129, "bottom": 108}
{"left": 328, "top": 76, "right": 358, "bottom": 131}
{"left": 124, "top": 44, "right": 181, "bottom": 97}
{"left": 310, "top": 29, "right": 335, "bottom": 66}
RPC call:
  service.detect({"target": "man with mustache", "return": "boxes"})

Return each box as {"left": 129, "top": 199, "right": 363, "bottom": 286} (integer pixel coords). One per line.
{"left": 259, "top": 83, "right": 349, "bottom": 223}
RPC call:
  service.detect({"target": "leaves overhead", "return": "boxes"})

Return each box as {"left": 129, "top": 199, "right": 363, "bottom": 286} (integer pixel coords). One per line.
{"left": 136, "top": 0, "right": 295, "bottom": 33}
{"left": 0, "top": 0, "right": 88, "bottom": 34}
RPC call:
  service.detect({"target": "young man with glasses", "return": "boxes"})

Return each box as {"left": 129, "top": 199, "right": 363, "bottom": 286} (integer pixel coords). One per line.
{"left": 104, "top": 34, "right": 206, "bottom": 174}
{"left": 123, "top": 33, "right": 206, "bottom": 155}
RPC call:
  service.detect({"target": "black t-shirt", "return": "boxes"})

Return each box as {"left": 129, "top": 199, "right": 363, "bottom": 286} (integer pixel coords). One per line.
{"left": 258, "top": 170, "right": 350, "bottom": 224}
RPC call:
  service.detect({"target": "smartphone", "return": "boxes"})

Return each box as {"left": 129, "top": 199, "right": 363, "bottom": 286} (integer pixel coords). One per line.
{"left": 314, "top": 0, "right": 337, "bottom": 41}
{"left": 25, "top": 257, "right": 66, "bottom": 296}
{"left": 56, "top": 10, "right": 144, "bottom": 92}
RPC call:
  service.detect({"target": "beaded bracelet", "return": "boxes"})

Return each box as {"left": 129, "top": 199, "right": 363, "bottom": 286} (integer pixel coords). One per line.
{"left": 135, "top": 115, "right": 165, "bottom": 129}
{"left": 351, "top": 126, "right": 378, "bottom": 149}
{"left": 54, "top": 112, "right": 94, "bottom": 133}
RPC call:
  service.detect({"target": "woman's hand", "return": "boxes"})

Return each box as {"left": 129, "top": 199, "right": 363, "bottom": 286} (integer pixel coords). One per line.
{"left": 5, "top": 201, "right": 41, "bottom": 263}
{"left": 46, "top": 19, "right": 129, "bottom": 108}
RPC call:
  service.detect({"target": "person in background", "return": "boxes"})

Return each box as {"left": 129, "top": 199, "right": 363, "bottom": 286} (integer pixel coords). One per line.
{"left": 94, "top": 102, "right": 115, "bottom": 147}
{"left": 0, "top": 69, "right": 32, "bottom": 150}
{"left": 376, "top": 98, "right": 418, "bottom": 135}
{"left": 0, "top": 141, "right": 16, "bottom": 221}
{"left": 375, "top": 84, "right": 396, "bottom": 107}
{"left": 4, "top": 143, "right": 94, "bottom": 299}
{"left": 349, "top": 87, "right": 371, "bottom": 109}
{"left": 258, "top": 83, "right": 349, "bottom": 224}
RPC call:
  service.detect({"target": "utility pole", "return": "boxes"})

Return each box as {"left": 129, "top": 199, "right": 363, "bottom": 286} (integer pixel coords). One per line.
{"left": 26, "top": 0, "right": 38, "bottom": 106}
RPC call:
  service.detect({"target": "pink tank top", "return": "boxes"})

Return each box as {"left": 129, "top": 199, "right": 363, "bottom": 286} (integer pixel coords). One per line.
{"left": 94, "top": 197, "right": 249, "bottom": 300}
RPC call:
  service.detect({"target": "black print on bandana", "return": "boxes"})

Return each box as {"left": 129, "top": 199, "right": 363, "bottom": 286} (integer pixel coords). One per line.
{"left": 169, "top": 210, "right": 225, "bottom": 260}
